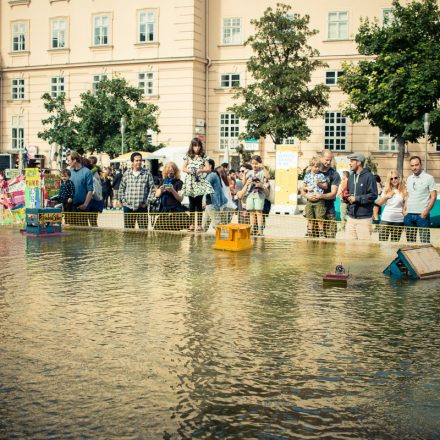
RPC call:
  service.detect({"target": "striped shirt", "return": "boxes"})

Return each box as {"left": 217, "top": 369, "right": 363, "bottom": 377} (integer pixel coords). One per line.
{"left": 119, "top": 168, "right": 155, "bottom": 210}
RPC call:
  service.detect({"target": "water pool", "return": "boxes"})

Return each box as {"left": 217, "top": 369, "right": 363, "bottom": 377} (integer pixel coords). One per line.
{"left": 0, "top": 229, "right": 439, "bottom": 439}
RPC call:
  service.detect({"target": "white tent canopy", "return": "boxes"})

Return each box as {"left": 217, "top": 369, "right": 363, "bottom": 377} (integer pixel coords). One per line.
{"left": 147, "top": 146, "right": 188, "bottom": 166}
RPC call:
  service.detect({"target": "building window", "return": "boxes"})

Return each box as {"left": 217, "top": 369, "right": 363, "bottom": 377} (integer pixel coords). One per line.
{"left": 92, "top": 74, "right": 107, "bottom": 93}
{"left": 11, "top": 79, "right": 25, "bottom": 100}
{"left": 51, "top": 18, "right": 66, "bottom": 49}
{"left": 328, "top": 12, "right": 348, "bottom": 40}
{"left": 282, "top": 137, "right": 296, "bottom": 145}
{"left": 324, "top": 112, "right": 346, "bottom": 151}
{"left": 51, "top": 76, "right": 65, "bottom": 98}
{"left": 138, "top": 11, "right": 155, "bottom": 42}
{"left": 383, "top": 8, "right": 394, "bottom": 26}
{"left": 220, "top": 74, "right": 240, "bottom": 88}
{"left": 379, "top": 130, "right": 398, "bottom": 152}
{"left": 12, "top": 22, "right": 27, "bottom": 51}
{"left": 220, "top": 113, "right": 240, "bottom": 150}
{"left": 222, "top": 18, "right": 242, "bottom": 45}
{"left": 93, "top": 15, "right": 109, "bottom": 46}
{"left": 325, "top": 70, "right": 344, "bottom": 85}
{"left": 138, "top": 72, "right": 154, "bottom": 96}
{"left": 436, "top": 142, "right": 440, "bottom": 152}
{"left": 11, "top": 116, "right": 25, "bottom": 151}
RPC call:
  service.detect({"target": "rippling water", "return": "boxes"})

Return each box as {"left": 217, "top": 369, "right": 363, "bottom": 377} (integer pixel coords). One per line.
{"left": 0, "top": 228, "right": 439, "bottom": 439}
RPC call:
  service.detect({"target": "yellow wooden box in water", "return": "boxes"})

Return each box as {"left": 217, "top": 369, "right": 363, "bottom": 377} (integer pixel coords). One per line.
{"left": 212, "top": 224, "right": 253, "bottom": 252}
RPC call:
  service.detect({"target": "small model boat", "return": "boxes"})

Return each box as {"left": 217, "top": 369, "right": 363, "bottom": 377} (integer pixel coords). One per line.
{"left": 323, "top": 264, "right": 350, "bottom": 285}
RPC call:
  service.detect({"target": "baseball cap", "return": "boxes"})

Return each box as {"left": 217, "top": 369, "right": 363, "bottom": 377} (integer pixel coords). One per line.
{"left": 347, "top": 153, "right": 366, "bottom": 163}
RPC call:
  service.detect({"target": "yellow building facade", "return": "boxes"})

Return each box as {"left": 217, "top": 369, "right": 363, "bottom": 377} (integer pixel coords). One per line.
{"left": 0, "top": 0, "right": 439, "bottom": 178}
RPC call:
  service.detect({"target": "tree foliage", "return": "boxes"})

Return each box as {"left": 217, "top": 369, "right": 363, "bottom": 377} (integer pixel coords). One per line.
{"left": 38, "top": 77, "right": 160, "bottom": 158}
{"left": 229, "top": 3, "right": 329, "bottom": 144}
{"left": 339, "top": 0, "right": 440, "bottom": 174}
{"left": 38, "top": 93, "right": 82, "bottom": 153}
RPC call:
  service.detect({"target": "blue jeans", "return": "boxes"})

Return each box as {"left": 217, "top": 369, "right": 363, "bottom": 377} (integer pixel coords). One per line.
{"left": 123, "top": 206, "right": 148, "bottom": 229}
{"left": 404, "top": 213, "right": 431, "bottom": 243}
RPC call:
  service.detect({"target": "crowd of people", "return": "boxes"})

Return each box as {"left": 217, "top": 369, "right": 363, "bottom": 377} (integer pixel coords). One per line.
{"left": 17, "top": 138, "right": 435, "bottom": 243}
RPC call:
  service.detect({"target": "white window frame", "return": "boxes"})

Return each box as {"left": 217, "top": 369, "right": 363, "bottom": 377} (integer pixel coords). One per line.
{"left": 138, "top": 72, "right": 154, "bottom": 96}
{"left": 219, "top": 113, "right": 240, "bottom": 151}
{"left": 325, "top": 70, "right": 344, "bottom": 86}
{"left": 92, "top": 74, "right": 107, "bottom": 93}
{"left": 222, "top": 17, "right": 242, "bottom": 45}
{"left": 327, "top": 11, "right": 349, "bottom": 40}
{"left": 138, "top": 10, "right": 156, "bottom": 43}
{"left": 11, "top": 79, "right": 25, "bottom": 100}
{"left": 324, "top": 112, "right": 346, "bottom": 151}
{"left": 11, "top": 116, "right": 25, "bottom": 151}
{"left": 382, "top": 8, "right": 394, "bottom": 26}
{"left": 93, "top": 14, "right": 110, "bottom": 46}
{"left": 51, "top": 76, "right": 65, "bottom": 98}
{"left": 220, "top": 73, "right": 240, "bottom": 88}
{"left": 378, "top": 130, "right": 398, "bottom": 152}
{"left": 12, "top": 21, "right": 27, "bottom": 52}
{"left": 51, "top": 18, "right": 67, "bottom": 49}
{"left": 281, "top": 137, "right": 296, "bottom": 145}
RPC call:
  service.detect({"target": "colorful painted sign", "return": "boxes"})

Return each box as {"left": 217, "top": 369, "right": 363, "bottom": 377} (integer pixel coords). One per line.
{"left": 272, "top": 145, "right": 299, "bottom": 214}
{"left": 25, "top": 168, "right": 41, "bottom": 188}
{"left": 44, "top": 174, "right": 61, "bottom": 199}
{"left": 39, "top": 213, "right": 63, "bottom": 223}
{"left": 25, "top": 168, "right": 41, "bottom": 209}
{"left": 5, "top": 169, "right": 20, "bottom": 179}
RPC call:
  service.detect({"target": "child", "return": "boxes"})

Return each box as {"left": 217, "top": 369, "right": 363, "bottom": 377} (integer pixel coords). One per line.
{"left": 58, "top": 168, "right": 75, "bottom": 212}
{"left": 244, "top": 155, "right": 269, "bottom": 236}
{"left": 303, "top": 157, "right": 328, "bottom": 237}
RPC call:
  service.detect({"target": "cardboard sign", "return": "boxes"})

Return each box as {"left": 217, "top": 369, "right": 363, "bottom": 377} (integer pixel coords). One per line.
{"left": 272, "top": 145, "right": 299, "bottom": 214}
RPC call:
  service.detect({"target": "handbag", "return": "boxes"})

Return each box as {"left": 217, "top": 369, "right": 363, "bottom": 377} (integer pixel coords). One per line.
{"left": 148, "top": 197, "right": 162, "bottom": 213}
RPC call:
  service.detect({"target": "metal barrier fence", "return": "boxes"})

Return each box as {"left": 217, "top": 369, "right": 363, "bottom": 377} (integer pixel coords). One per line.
{"left": 1, "top": 209, "right": 437, "bottom": 247}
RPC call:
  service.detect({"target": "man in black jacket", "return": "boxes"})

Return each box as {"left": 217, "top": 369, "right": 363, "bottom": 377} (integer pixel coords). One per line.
{"left": 345, "top": 153, "right": 378, "bottom": 240}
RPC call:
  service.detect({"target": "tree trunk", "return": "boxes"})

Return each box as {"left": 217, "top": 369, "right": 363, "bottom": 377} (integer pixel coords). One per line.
{"left": 396, "top": 135, "right": 405, "bottom": 177}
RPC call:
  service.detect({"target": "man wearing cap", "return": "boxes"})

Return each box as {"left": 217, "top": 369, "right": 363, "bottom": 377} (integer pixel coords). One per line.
{"left": 405, "top": 155, "right": 437, "bottom": 243}
{"left": 345, "top": 153, "right": 378, "bottom": 240}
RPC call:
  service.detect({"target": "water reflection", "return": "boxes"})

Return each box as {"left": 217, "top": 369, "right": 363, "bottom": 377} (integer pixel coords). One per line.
{"left": 0, "top": 229, "right": 439, "bottom": 439}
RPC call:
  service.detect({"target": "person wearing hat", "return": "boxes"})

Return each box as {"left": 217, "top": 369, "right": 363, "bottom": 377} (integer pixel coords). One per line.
{"left": 345, "top": 153, "right": 378, "bottom": 240}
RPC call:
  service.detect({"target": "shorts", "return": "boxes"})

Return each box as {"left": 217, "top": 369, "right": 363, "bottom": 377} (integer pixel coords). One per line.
{"left": 305, "top": 199, "right": 326, "bottom": 219}
{"left": 246, "top": 196, "right": 265, "bottom": 211}
{"left": 113, "top": 189, "right": 119, "bottom": 200}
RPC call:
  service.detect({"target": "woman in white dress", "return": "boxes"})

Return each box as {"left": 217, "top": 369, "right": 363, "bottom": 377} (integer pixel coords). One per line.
{"left": 377, "top": 170, "right": 407, "bottom": 242}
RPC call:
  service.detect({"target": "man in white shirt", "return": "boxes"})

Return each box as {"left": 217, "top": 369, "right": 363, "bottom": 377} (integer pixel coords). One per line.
{"left": 405, "top": 155, "right": 437, "bottom": 243}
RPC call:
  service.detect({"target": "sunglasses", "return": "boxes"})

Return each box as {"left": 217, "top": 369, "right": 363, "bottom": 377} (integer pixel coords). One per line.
{"left": 239, "top": 169, "right": 246, "bottom": 173}
{"left": 390, "top": 176, "right": 399, "bottom": 181}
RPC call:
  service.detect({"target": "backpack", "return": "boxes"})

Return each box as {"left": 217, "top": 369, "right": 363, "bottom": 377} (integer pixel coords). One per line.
{"left": 92, "top": 172, "right": 103, "bottom": 201}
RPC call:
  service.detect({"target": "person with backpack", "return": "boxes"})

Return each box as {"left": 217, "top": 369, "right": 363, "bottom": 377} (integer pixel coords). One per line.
{"left": 86, "top": 156, "right": 104, "bottom": 227}
{"left": 112, "top": 164, "right": 123, "bottom": 209}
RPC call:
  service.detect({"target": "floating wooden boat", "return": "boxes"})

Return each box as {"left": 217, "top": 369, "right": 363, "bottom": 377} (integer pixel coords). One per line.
{"left": 323, "top": 264, "right": 350, "bottom": 286}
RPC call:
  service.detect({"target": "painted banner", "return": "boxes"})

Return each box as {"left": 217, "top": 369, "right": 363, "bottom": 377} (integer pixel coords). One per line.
{"left": 272, "top": 145, "right": 299, "bottom": 214}
{"left": 0, "top": 175, "right": 25, "bottom": 209}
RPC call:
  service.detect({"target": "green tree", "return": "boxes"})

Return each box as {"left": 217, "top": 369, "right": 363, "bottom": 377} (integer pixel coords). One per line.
{"left": 75, "top": 77, "right": 160, "bottom": 157}
{"left": 39, "top": 77, "right": 160, "bottom": 159}
{"left": 229, "top": 3, "right": 329, "bottom": 145}
{"left": 38, "top": 93, "right": 81, "bottom": 153}
{"left": 339, "top": 0, "right": 440, "bottom": 175}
